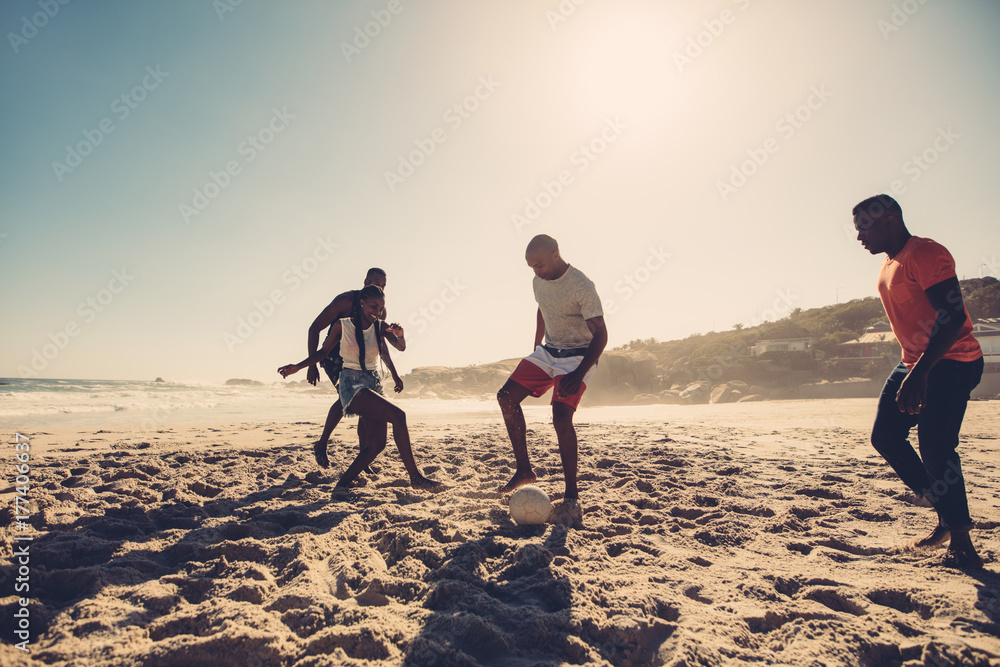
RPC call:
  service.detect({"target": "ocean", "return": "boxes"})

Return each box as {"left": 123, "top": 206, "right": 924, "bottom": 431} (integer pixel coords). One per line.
{"left": 2, "top": 378, "right": 906, "bottom": 434}
{"left": 0, "top": 378, "right": 508, "bottom": 431}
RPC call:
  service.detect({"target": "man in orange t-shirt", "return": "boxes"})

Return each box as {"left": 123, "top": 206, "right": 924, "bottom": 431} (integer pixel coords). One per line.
{"left": 854, "top": 194, "right": 984, "bottom": 568}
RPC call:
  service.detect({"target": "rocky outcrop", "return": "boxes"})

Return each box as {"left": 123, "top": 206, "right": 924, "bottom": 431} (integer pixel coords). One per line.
{"left": 225, "top": 378, "right": 264, "bottom": 386}
{"left": 401, "top": 360, "right": 520, "bottom": 399}
{"left": 710, "top": 380, "right": 750, "bottom": 404}
{"left": 585, "top": 350, "right": 659, "bottom": 405}
{"left": 399, "top": 350, "right": 663, "bottom": 405}
{"left": 679, "top": 381, "right": 711, "bottom": 404}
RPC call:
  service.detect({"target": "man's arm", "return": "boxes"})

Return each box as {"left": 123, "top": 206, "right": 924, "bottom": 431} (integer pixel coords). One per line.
{"left": 534, "top": 308, "right": 545, "bottom": 348}
{"left": 306, "top": 291, "right": 353, "bottom": 384}
{"left": 281, "top": 322, "right": 343, "bottom": 378}
{"left": 555, "top": 316, "right": 608, "bottom": 398}
{"left": 385, "top": 322, "right": 406, "bottom": 351}
{"left": 896, "top": 276, "right": 968, "bottom": 414}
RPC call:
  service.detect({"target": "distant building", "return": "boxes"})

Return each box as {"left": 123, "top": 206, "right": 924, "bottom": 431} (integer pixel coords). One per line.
{"left": 750, "top": 334, "right": 819, "bottom": 356}
{"left": 973, "top": 318, "right": 1000, "bottom": 370}
{"left": 836, "top": 322, "right": 899, "bottom": 361}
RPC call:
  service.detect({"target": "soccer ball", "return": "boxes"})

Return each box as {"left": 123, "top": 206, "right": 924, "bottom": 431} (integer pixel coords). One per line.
{"left": 509, "top": 485, "right": 552, "bottom": 525}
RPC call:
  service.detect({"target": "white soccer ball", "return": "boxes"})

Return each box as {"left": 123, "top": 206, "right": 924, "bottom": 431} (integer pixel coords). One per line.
{"left": 509, "top": 485, "right": 552, "bottom": 525}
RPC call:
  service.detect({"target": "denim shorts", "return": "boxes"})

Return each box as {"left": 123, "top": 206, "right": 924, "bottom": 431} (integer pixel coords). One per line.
{"left": 338, "top": 368, "right": 383, "bottom": 414}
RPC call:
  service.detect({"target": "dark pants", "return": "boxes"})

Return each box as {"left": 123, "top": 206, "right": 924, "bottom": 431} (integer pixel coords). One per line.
{"left": 871, "top": 357, "right": 984, "bottom": 530}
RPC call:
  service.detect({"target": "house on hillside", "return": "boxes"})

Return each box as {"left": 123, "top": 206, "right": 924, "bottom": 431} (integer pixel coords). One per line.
{"left": 973, "top": 318, "right": 1000, "bottom": 370}
{"left": 837, "top": 321, "right": 899, "bottom": 359}
{"left": 826, "top": 322, "right": 900, "bottom": 372}
{"left": 750, "top": 330, "right": 819, "bottom": 357}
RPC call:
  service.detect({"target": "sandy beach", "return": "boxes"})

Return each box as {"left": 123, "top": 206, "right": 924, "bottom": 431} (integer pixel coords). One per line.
{"left": 2, "top": 399, "right": 999, "bottom": 666}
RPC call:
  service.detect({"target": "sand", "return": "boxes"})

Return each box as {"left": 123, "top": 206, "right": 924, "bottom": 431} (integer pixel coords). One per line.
{"left": 2, "top": 400, "right": 999, "bottom": 666}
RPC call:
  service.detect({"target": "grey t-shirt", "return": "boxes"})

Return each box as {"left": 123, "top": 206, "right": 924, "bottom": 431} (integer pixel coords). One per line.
{"left": 533, "top": 265, "right": 604, "bottom": 349}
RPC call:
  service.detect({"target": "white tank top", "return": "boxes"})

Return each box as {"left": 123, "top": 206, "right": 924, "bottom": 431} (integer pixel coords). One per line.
{"left": 340, "top": 318, "right": 379, "bottom": 371}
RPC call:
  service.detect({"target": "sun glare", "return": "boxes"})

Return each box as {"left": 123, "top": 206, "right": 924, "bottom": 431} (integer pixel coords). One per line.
{"left": 569, "top": 10, "right": 676, "bottom": 123}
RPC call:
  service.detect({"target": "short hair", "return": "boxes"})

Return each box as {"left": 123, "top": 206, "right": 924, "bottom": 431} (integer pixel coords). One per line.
{"left": 358, "top": 284, "right": 384, "bottom": 301}
{"left": 366, "top": 267, "right": 386, "bottom": 279}
{"left": 852, "top": 195, "right": 903, "bottom": 225}
{"left": 526, "top": 234, "right": 559, "bottom": 255}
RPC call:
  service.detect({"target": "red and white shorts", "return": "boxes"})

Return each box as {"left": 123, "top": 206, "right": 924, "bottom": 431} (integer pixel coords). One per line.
{"left": 508, "top": 345, "right": 595, "bottom": 410}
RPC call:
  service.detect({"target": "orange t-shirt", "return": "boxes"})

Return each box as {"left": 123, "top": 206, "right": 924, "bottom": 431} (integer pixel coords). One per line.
{"left": 877, "top": 236, "right": 982, "bottom": 369}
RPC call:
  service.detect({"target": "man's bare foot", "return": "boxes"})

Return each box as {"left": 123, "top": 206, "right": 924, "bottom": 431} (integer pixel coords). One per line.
{"left": 498, "top": 469, "right": 537, "bottom": 493}
{"left": 410, "top": 475, "right": 443, "bottom": 491}
{"left": 944, "top": 529, "right": 984, "bottom": 569}
{"left": 912, "top": 524, "right": 950, "bottom": 550}
{"left": 313, "top": 441, "right": 330, "bottom": 469}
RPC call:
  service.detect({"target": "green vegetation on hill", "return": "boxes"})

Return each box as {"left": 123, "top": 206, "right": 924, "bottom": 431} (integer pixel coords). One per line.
{"left": 614, "top": 276, "right": 999, "bottom": 389}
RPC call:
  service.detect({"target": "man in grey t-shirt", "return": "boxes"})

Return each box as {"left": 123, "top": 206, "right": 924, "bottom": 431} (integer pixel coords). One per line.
{"left": 497, "top": 234, "right": 608, "bottom": 527}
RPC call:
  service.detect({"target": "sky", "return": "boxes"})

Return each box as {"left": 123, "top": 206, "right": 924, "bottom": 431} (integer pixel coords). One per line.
{"left": 2, "top": 0, "right": 999, "bottom": 383}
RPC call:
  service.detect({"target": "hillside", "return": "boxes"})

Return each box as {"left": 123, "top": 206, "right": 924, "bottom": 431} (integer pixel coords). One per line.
{"left": 400, "top": 277, "right": 999, "bottom": 405}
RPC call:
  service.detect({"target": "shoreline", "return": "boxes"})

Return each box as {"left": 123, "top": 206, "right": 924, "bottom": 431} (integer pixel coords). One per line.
{"left": 4, "top": 395, "right": 893, "bottom": 434}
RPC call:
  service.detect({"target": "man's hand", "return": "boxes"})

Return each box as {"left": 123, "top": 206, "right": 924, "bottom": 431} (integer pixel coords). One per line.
{"left": 306, "top": 365, "right": 320, "bottom": 386}
{"left": 556, "top": 368, "right": 584, "bottom": 398}
{"left": 278, "top": 364, "right": 300, "bottom": 379}
{"left": 386, "top": 322, "right": 404, "bottom": 338}
{"left": 393, "top": 375, "right": 404, "bottom": 393}
{"left": 896, "top": 369, "right": 928, "bottom": 415}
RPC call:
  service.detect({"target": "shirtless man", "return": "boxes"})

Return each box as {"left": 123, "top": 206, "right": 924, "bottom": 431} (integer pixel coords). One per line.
{"left": 854, "top": 195, "right": 985, "bottom": 567}
{"left": 305, "top": 268, "right": 404, "bottom": 468}
{"left": 497, "top": 235, "right": 607, "bottom": 527}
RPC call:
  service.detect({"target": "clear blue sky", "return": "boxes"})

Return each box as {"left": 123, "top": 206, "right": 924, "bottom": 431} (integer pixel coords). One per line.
{"left": 2, "top": 0, "right": 999, "bottom": 382}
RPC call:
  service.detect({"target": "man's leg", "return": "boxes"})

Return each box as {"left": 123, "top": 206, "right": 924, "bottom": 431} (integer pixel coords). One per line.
{"left": 871, "top": 363, "right": 947, "bottom": 547}
{"left": 552, "top": 401, "right": 579, "bottom": 500}
{"left": 917, "top": 359, "right": 984, "bottom": 566}
{"left": 871, "top": 363, "right": 925, "bottom": 493}
{"left": 497, "top": 379, "right": 537, "bottom": 493}
{"left": 313, "top": 400, "right": 344, "bottom": 468}
{"left": 315, "top": 354, "right": 345, "bottom": 469}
